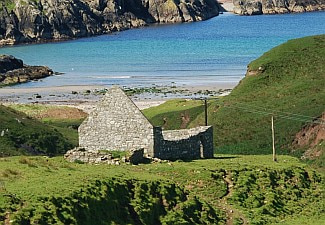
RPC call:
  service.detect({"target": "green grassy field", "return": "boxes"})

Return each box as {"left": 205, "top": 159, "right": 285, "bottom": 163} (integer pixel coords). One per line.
{"left": 0, "top": 154, "right": 324, "bottom": 224}
{"left": 143, "top": 35, "right": 325, "bottom": 161}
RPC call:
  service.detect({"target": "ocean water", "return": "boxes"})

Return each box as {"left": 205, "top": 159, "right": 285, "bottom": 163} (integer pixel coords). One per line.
{"left": 0, "top": 12, "right": 325, "bottom": 88}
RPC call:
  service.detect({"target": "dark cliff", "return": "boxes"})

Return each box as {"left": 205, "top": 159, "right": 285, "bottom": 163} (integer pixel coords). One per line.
{"left": 233, "top": 0, "right": 325, "bottom": 15}
{"left": 0, "top": 0, "right": 220, "bottom": 46}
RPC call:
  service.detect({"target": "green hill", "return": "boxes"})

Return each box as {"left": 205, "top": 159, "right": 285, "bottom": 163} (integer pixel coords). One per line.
{"left": 209, "top": 34, "right": 325, "bottom": 155}
{"left": 0, "top": 105, "right": 73, "bottom": 156}
{"left": 143, "top": 35, "right": 325, "bottom": 161}
{"left": 0, "top": 155, "right": 324, "bottom": 224}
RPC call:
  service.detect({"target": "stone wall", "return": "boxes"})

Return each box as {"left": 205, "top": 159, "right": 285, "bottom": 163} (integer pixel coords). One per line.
{"left": 153, "top": 126, "right": 214, "bottom": 160}
{"left": 79, "top": 86, "right": 155, "bottom": 153}
{"left": 78, "top": 86, "right": 214, "bottom": 161}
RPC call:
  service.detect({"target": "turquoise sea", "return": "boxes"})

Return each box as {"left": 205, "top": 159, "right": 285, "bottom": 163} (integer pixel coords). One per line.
{"left": 0, "top": 12, "right": 325, "bottom": 88}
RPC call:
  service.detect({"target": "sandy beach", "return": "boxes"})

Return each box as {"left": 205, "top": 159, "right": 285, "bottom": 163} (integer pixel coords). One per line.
{"left": 0, "top": 82, "right": 238, "bottom": 110}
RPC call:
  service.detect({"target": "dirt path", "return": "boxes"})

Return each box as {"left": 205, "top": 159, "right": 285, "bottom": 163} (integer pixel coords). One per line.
{"left": 219, "top": 172, "right": 248, "bottom": 225}
{"left": 4, "top": 212, "right": 10, "bottom": 225}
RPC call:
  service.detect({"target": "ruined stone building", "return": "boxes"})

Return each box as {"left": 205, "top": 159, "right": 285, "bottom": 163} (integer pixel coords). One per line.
{"left": 78, "top": 86, "right": 214, "bottom": 160}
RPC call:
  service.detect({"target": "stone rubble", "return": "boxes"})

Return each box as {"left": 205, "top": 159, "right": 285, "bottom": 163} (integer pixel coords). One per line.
{"left": 64, "top": 147, "right": 145, "bottom": 165}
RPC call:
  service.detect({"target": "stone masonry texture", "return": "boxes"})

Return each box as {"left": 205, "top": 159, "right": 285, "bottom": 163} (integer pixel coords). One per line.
{"left": 78, "top": 86, "right": 214, "bottom": 160}
{"left": 79, "top": 86, "right": 155, "bottom": 153}
{"left": 154, "top": 126, "right": 214, "bottom": 160}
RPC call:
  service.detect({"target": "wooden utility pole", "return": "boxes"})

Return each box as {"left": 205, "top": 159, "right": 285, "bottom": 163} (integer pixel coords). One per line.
{"left": 204, "top": 98, "right": 208, "bottom": 126}
{"left": 271, "top": 116, "right": 277, "bottom": 162}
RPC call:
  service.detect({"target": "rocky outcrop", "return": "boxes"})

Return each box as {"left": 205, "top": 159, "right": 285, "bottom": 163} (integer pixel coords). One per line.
{"left": 292, "top": 112, "right": 325, "bottom": 160}
{"left": 233, "top": 0, "right": 325, "bottom": 15}
{"left": 64, "top": 147, "right": 145, "bottom": 164}
{"left": 0, "top": 0, "right": 220, "bottom": 46}
{"left": 0, "top": 55, "right": 23, "bottom": 73}
{"left": 0, "top": 55, "right": 53, "bottom": 85}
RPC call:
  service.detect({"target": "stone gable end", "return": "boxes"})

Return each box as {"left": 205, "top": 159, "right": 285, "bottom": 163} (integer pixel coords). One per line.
{"left": 77, "top": 86, "right": 214, "bottom": 160}
{"left": 78, "top": 86, "right": 154, "bottom": 153}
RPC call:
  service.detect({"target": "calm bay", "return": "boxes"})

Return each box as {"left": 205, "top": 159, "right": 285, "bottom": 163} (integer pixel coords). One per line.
{"left": 0, "top": 11, "right": 325, "bottom": 89}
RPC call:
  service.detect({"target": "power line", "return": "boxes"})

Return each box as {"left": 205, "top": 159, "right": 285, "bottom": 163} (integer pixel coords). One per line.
{"left": 229, "top": 104, "right": 324, "bottom": 124}
{"left": 209, "top": 99, "right": 323, "bottom": 163}
{"left": 221, "top": 104, "right": 324, "bottom": 125}
{"left": 234, "top": 102, "right": 325, "bottom": 121}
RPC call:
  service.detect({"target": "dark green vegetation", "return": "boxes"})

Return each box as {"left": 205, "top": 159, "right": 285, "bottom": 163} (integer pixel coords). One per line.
{"left": 144, "top": 35, "right": 325, "bottom": 162}
{"left": 312, "top": 141, "right": 325, "bottom": 168}
{"left": 2, "top": 178, "right": 219, "bottom": 224}
{"left": 8, "top": 104, "right": 87, "bottom": 148}
{"left": 0, "top": 1, "right": 15, "bottom": 11}
{"left": 0, "top": 105, "right": 73, "bottom": 156}
{"left": 0, "top": 155, "right": 324, "bottom": 224}
{"left": 0, "top": 104, "right": 86, "bottom": 156}
{"left": 41, "top": 118, "right": 83, "bottom": 147}
{"left": 0, "top": 0, "right": 39, "bottom": 11}
{"left": 228, "top": 166, "right": 324, "bottom": 224}
{"left": 9, "top": 104, "right": 84, "bottom": 147}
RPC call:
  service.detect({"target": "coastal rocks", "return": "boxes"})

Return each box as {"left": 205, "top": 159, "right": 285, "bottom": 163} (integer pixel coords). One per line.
{"left": 0, "top": 0, "right": 220, "bottom": 46}
{"left": 233, "top": 0, "right": 325, "bottom": 15}
{"left": 233, "top": 0, "right": 262, "bottom": 15}
{"left": 0, "top": 55, "right": 53, "bottom": 85}
{"left": 245, "top": 66, "right": 265, "bottom": 76}
{"left": 64, "top": 147, "right": 145, "bottom": 165}
{"left": 0, "top": 55, "right": 23, "bottom": 73}
{"left": 293, "top": 112, "right": 325, "bottom": 160}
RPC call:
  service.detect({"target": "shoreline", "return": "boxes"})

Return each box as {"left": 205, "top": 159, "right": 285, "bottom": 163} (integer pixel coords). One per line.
{"left": 0, "top": 82, "right": 238, "bottom": 111}
{"left": 0, "top": 0, "right": 220, "bottom": 48}
{"left": 1, "top": 10, "right": 324, "bottom": 48}
{"left": 2, "top": 10, "right": 325, "bottom": 48}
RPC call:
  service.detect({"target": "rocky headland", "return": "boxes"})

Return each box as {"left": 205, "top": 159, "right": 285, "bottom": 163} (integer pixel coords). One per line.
{"left": 0, "top": 55, "right": 53, "bottom": 85}
{"left": 233, "top": 0, "right": 325, "bottom": 15}
{"left": 0, "top": 0, "right": 220, "bottom": 46}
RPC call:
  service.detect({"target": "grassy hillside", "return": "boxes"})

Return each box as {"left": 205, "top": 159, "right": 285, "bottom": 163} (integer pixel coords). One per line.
{"left": 7, "top": 104, "right": 86, "bottom": 147}
{"left": 144, "top": 35, "right": 325, "bottom": 159}
{"left": 0, "top": 154, "right": 324, "bottom": 224}
{"left": 209, "top": 35, "right": 325, "bottom": 154}
{"left": 143, "top": 99, "right": 205, "bottom": 129}
{"left": 0, "top": 105, "right": 74, "bottom": 156}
